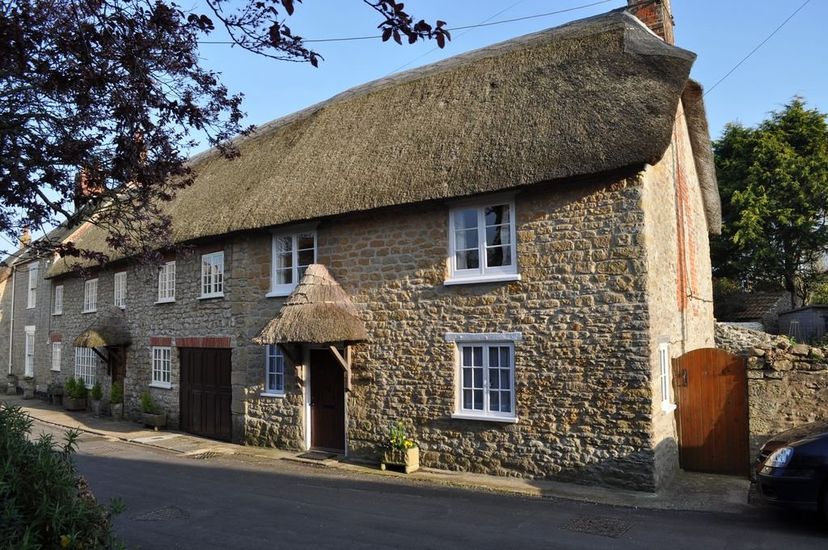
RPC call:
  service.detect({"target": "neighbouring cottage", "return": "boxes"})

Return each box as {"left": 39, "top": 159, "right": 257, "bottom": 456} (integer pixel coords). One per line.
{"left": 0, "top": 2, "right": 721, "bottom": 490}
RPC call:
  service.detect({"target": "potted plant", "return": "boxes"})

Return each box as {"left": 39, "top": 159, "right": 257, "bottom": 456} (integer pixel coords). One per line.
{"left": 22, "top": 376, "right": 35, "bottom": 400}
{"left": 110, "top": 381, "right": 124, "bottom": 420}
{"left": 379, "top": 421, "right": 419, "bottom": 474}
{"left": 48, "top": 382, "right": 64, "bottom": 406}
{"left": 63, "top": 377, "right": 88, "bottom": 411}
{"left": 6, "top": 374, "right": 17, "bottom": 395}
{"left": 89, "top": 381, "right": 103, "bottom": 416}
{"left": 140, "top": 391, "right": 166, "bottom": 430}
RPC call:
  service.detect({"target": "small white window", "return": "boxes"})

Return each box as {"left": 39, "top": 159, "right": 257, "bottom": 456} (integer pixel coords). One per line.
{"left": 53, "top": 285, "right": 64, "bottom": 315}
{"left": 27, "top": 264, "right": 38, "bottom": 308}
{"left": 24, "top": 326, "right": 35, "bottom": 377}
{"left": 114, "top": 272, "right": 127, "bottom": 309}
{"left": 151, "top": 347, "right": 172, "bottom": 388}
{"left": 453, "top": 341, "right": 516, "bottom": 421}
{"left": 263, "top": 345, "right": 285, "bottom": 395}
{"left": 157, "top": 261, "right": 176, "bottom": 303}
{"left": 269, "top": 232, "right": 316, "bottom": 297}
{"left": 659, "top": 342, "right": 675, "bottom": 412}
{"left": 83, "top": 279, "right": 98, "bottom": 313}
{"left": 74, "top": 347, "right": 97, "bottom": 388}
{"left": 447, "top": 200, "right": 519, "bottom": 285}
{"left": 51, "top": 342, "right": 62, "bottom": 371}
{"left": 200, "top": 252, "right": 224, "bottom": 298}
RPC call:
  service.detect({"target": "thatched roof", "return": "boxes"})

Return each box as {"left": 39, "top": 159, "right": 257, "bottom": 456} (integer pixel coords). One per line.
{"left": 681, "top": 80, "right": 722, "bottom": 234}
{"left": 73, "top": 306, "right": 131, "bottom": 348}
{"left": 253, "top": 264, "right": 367, "bottom": 345}
{"left": 49, "top": 8, "right": 718, "bottom": 276}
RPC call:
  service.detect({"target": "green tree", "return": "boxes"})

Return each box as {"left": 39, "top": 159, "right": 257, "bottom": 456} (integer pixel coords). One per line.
{"left": 712, "top": 98, "right": 828, "bottom": 307}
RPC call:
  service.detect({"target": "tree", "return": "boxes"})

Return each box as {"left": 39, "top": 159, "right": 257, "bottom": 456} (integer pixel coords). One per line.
{"left": 0, "top": 0, "right": 450, "bottom": 263}
{"left": 711, "top": 98, "right": 828, "bottom": 307}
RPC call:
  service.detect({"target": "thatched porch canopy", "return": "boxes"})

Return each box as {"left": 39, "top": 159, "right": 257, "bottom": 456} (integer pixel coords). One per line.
{"left": 73, "top": 306, "right": 131, "bottom": 348}
{"left": 254, "top": 264, "right": 367, "bottom": 345}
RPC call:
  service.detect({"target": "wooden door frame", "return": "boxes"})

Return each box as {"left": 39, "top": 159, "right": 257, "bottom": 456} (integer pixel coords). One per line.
{"left": 304, "top": 345, "right": 348, "bottom": 455}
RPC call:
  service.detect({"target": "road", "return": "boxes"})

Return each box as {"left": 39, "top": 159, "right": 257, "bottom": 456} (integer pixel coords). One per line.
{"left": 29, "top": 420, "right": 828, "bottom": 549}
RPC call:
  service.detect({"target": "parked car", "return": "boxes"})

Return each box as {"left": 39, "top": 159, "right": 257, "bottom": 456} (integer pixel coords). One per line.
{"left": 754, "top": 422, "right": 828, "bottom": 520}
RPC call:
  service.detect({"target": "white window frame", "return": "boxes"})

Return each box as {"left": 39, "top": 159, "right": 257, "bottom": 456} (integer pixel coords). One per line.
{"left": 446, "top": 332, "right": 520, "bottom": 423}
{"left": 262, "top": 345, "right": 286, "bottom": 396}
{"left": 27, "top": 263, "right": 38, "bottom": 308}
{"left": 267, "top": 230, "right": 317, "bottom": 297}
{"left": 157, "top": 261, "right": 176, "bottom": 303}
{"left": 659, "top": 341, "right": 676, "bottom": 412}
{"left": 200, "top": 251, "right": 225, "bottom": 299}
{"left": 114, "top": 271, "right": 127, "bottom": 309}
{"left": 83, "top": 278, "right": 98, "bottom": 313}
{"left": 24, "top": 326, "right": 35, "bottom": 378}
{"left": 53, "top": 284, "right": 64, "bottom": 315}
{"left": 151, "top": 346, "right": 172, "bottom": 389}
{"left": 446, "top": 197, "right": 519, "bottom": 285}
{"left": 74, "top": 347, "right": 97, "bottom": 388}
{"left": 51, "top": 341, "right": 62, "bottom": 372}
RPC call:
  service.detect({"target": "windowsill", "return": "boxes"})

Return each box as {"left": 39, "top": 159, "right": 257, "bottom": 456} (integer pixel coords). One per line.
{"left": 50, "top": 368, "right": 60, "bottom": 372}
{"left": 53, "top": 312, "right": 62, "bottom": 316}
{"left": 444, "top": 273, "right": 521, "bottom": 286}
{"left": 149, "top": 382, "right": 172, "bottom": 390}
{"left": 451, "top": 413, "right": 519, "bottom": 424}
{"left": 661, "top": 401, "right": 677, "bottom": 413}
{"left": 260, "top": 392, "right": 286, "bottom": 398}
{"left": 198, "top": 293, "right": 224, "bottom": 300}
{"left": 116, "top": 305, "right": 126, "bottom": 310}
{"left": 82, "top": 309, "right": 97, "bottom": 314}
{"left": 155, "top": 299, "right": 176, "bottom": 304}
{"left": 266, "top": 288, "right": 295, "bottom": 298}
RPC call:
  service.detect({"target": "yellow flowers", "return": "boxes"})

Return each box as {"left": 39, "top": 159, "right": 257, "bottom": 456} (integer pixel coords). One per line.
{"left": 387, "top": 421, "right": 418, "bottom": 450}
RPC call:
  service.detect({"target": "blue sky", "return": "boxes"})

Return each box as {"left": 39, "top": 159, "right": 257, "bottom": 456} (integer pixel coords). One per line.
{"left": 197, "top": 0, "right": 827, "bottom": 147}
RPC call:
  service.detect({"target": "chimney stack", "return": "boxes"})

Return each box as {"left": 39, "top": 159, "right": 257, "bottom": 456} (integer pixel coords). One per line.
{"left": 19, "top": 227, "right": 31, "bottom": 248}
{"left": 627, "top": 0, "right": 675, "bottom": 45}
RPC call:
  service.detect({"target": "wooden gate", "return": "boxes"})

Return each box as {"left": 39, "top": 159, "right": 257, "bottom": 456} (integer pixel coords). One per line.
{"left": 673, "top": 348, "right": 749, "bottom": 476}
{"left": 179, "top": 348, "right": 232, "bottom": 442}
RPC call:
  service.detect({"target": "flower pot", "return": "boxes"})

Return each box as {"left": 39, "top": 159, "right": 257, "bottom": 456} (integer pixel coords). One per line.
{"left": 64, "top": 397, "right": 87, "bottom": 411}
{"left": 142, "top": 412, "right": 167, "bottom": 431}
{"left": 380, "top": 447, "right": 420, "bottom": 474}
{"left": 90, "top": 399, "right": 102, "bottom": 417}
{"left": 111, "top": 403, "right": 123, "bottom": 420}
{"left": 22, "top": 378, "right": 35, "bottom": 400}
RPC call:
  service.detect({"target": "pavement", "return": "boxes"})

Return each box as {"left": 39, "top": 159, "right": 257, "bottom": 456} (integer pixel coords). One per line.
{"left": 4, "top": 394, "right": 753, "bottom": 515}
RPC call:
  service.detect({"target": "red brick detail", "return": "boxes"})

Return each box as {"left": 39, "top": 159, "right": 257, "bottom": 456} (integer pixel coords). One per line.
{"left": 150, "top": 336, "right": 173, "bottom": 347}
{"left": 50, "top": 333, "right": 62, "bottom": 343}
{"left": 175, "top": 336, "right": 232, "bottom": 349}
{"left": 627, "top": 0, "right": 674, "bottom": 45}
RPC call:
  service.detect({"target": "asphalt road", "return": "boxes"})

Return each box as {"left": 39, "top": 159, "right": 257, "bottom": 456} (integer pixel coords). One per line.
{"left": 30, "top": 421, "right": 828, "bottom": 549}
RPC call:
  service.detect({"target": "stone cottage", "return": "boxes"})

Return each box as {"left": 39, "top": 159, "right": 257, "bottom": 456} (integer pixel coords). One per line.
{"left": 1, "top": 2, "right": 721, "bottom": 490}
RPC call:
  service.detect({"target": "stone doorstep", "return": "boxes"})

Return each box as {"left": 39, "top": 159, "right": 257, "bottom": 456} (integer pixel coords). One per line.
{"left": 8, "top": 396, "right": 755, "bottom": 515}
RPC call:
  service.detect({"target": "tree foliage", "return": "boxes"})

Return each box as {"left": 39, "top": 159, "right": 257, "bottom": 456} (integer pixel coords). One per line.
{"left": 0, "top": 0, "right": 450, "bottom": 263}
{"left": 711, "top": 98, "right": 828, "bottom": 307}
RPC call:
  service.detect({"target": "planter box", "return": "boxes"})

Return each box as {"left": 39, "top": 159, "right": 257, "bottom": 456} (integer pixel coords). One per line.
{"left": 111, "top": 403, "right": 123, "bottom": 420}
{"left": 90, "top": 399, "right": 103, "bottom": 417}
{"left": 64, "top": 397, "right": 87, "bottom": 411}
{"left": 380, "top": 447, "right": 420, "bottom": 474}
{"left": 142, "top": 412, "right": 167, "bottom": 430}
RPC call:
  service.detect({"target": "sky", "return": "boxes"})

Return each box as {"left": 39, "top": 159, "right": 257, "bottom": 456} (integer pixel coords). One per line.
{"left": 196, "top": 0, "right": 828, "bottom": 148}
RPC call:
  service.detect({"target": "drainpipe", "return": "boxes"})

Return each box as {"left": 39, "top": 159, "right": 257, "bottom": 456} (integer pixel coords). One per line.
{"left": 7, "top": 264, "right": 16, "bottom": 376}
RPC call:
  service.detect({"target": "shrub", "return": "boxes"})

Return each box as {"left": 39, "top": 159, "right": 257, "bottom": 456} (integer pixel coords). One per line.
{"left": 0, "top": 404, "right": 122, "bottom": 549}
{"left": 64, "top": 378, "right": 88, "bottom": 400}
{"left": 110, "top": 382, "right": 123, "bottom": 405}
{"left": 90, "top": 382, "right": 103, "bottom": 402}
{"left": 140, "top": 391, "right": 159, "bottom": 415}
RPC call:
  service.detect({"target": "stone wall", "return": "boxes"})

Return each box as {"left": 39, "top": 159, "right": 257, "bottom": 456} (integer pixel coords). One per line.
{"left": 715, "top": 323, "right": 828, "bottom": 454}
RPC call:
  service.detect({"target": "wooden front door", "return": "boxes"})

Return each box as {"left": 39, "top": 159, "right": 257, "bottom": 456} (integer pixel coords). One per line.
{"left": 310, "top": 349, "right": 345, "bottom": 452}
{"left": 179, "top": 348, "right": 232, "bottom": 442}
{"left": 674, "top": 348, "right": 749, "bottom": 475}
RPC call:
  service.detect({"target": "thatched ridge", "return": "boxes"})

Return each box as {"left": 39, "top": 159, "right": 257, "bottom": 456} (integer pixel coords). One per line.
{"left": 253, "top": 264, "right": 367, "bottom": 345}
{"left": 681, "top": 80, "right": 722, "bottom": 234}
{"left": 49, "top": 8, "right": 718, "bottom": 276}
{"left": 73, "top": 306, "right": 131, "bottom": 348}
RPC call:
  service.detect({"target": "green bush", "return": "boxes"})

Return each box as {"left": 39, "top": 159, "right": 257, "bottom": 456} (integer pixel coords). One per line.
{"left": 0, "top": 404, "right": 122, "bottom": 549}
{"left": 110, "top": 382, "right": 123, "bottom": 405}
{"left": 90, "top": 382, "right": 103, "bottom": 401}
{"left": 139, "top": 391, "right": 159, "bottom": 414}
{"left": 64, "top": 378, "right": 88, "bottom": 400}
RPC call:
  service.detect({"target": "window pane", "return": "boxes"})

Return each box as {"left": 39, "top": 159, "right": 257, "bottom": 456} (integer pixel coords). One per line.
{"left": 501, "top": 370, "right": 510, "bottom": 390}
{"left": 473, "top": 347, "right": 482, "bottom": 366}
{"left": 462, "top": 367, "right": 471, "bottom": 387}
{"left": 500, "top": 347, "right": 510, "bottom": 367}
{"left": 274, "top": 268, "right": 292, "bottom": 285}
{"left": 455, "top": 228, "right": 478, "bottom": 251}
{"left": 500, "top": 393, "right": 511, "bottom": 413}
{"left": 463, "top": 389, "right": 473, "bottom": 409}
{"left": 486, "top": 245, "right": 511, "bottom": 267}
{"left": 275, "top": 236, "right": 292, "bottom": 254}
{"left": 485, "top": 224, "right": 509, "bottom": 247}
{"left": 489, "top": 368, "right": 500, "bottom": 390}
{"left": 455, "top": 208, "right": 477, "bottom": 230}
{"left": 473, "top": 390, "right": 484, "bottom": 410}
{"left": 473, "top": 367, "right": 483, "bottom": 388}
{"left": 296, "top": 233, "right": 315, "bottom": 251}
{"left": 489, "top": 347, "right": 499, "bottom": 368}
{"left": 484, "top": 204, "right": 510, "bottom": 226}
{"left": 297, "top": 249, "right": 314, "bottom": 268}
{"left": 462, "top": 347, "right": 472, "bottom": 366}
{"left": 490, "top": 391, "right": 500, "bottom": 411}
{"left": 455, "top": 249, "right": 479, "bottom": 270}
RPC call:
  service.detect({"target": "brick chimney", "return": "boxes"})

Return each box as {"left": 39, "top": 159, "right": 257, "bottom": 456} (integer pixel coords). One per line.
{"left": 73, "top": 166, "right": 105, "bottom": 209}
{"left": 627, "top": 0, "right": 674, "bottom": 45}
{"left": 19, "top": 226, "right": 31, "bottom": 248}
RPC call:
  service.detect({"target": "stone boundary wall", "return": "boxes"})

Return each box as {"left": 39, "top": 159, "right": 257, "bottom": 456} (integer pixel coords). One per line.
{"left": 715, "top": 323, "right": 828, "bottom": 454}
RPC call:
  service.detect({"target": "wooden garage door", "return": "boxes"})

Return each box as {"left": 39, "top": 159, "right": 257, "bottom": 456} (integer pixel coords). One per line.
{"left": 674, "top": 348, "right": 749, "bottom": 475}
{"left": 179, "top": 348, "right": 232, "bottom": 442}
